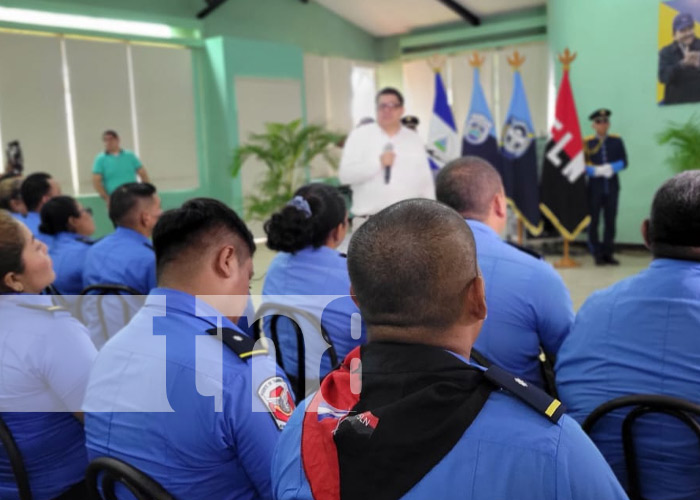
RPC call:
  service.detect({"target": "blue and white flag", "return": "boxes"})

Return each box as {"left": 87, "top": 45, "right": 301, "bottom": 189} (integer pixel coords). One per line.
{"left": 500, "top": 70, "right": 542, "bottom": 235}
{"left": 461, "top": 67, "right": 499, "bottom": 170}
{"left": 427, "top": 72, "right": 459, "bottom": 171}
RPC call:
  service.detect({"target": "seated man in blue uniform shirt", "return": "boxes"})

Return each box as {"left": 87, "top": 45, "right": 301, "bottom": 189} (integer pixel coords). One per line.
{"left": 556, "top": 171, "right": 700, "bottom": 500}
{"left": 20, "top": 172, "right": 61, "bottom": 247}
{"left": 83, "top": 198, "right": 294, "bottom": 500}
{"left": 271, "top": 199, "right": 626, "bottom": 500}
{"left": 436, "top": 157, "right": 574, "bottom": 388}
{"left": 82, "top": 182, "right": 161, "bottom": 347}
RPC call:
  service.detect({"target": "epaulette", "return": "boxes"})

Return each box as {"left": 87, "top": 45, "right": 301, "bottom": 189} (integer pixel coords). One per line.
{"left": 583, "top": 135, "right": 595, "bottom": 141}
{"left": 16, "top": 303, "right": 67, "bottom": 314}
{"left": 205, "top": 327, "right": 268, "bottom": 360}
{"left": 484, "top": 364, "right": 566, "bottom": 423}
{"left": 608, "top": 133, "right": 620, "bottom": 138}
{"left": 506, "top": 241, "right": 543, "bottom": 260}
{"left": 339, "top": 253, "right": 347, "bottom": 259}
{"left": 144, "top": 242, "right": 154, "bottom": 250}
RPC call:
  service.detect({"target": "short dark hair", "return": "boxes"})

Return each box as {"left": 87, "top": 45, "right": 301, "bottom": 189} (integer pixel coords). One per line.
{"left": 103, "top": 130, "right": 119, "bottom": 139}
{"left": 648, "top": 171, "right": 700, "bottom": 259}
{"left": 375, "top": 87, "right": 404, "bottom": 106}
{"left": 436, "top": 157, "right": 503, "bottom": 220}
{"left": 264, "top": 183, "right": 346, "bottom": 254}
{"left": 153, "top": 198, "right": 256, "bottom": 281}
{"left": 108, "top": 182, "right": 157, "bottom": 227}
{"left": 0, "top": 175, "right": 22, "bottom": 211}
{"left": 21, "top": 172, "right": 53, "bottom": 212}
{"left": 39, "top": 195, "right": 80, "bottom": 235}
{"left": 0, "top": 210, "right": 25, "bottom": 293}
{"left": 347, "top": 199, "right": 478, "bottom": 332}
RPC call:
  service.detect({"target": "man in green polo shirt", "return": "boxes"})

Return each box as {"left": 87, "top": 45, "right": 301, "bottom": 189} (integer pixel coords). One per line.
{"left": 92, "top": 130, "right": 151, "bottom": 203}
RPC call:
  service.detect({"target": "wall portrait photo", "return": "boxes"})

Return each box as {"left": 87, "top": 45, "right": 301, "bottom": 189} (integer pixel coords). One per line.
{"left": 659, "top": 0, "right": 700, "bottom": 105}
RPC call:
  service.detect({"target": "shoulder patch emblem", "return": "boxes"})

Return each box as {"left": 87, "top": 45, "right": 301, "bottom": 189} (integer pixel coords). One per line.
{"left": 258, "top": 376, "right": 295, "bottom": 430}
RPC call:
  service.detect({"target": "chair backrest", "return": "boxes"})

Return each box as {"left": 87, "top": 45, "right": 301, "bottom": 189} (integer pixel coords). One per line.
{"left": 582, "top": 394, "right": 700, "bottom": 500}
{"left": 0, "top": 415, "right": 32, "bottom": 500}
{"left": 78, "top": 284, "right": 143, "bottom": 346}
{"left": 86, "top": 456, "right": 173, "bottom": 500}
{"left": 252, "top": 302, "right": 339, "bottom": 400}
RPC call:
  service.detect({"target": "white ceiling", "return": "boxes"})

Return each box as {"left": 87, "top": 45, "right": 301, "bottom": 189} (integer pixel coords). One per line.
{"left": 314, "top": 0, "right": 546, "bottom": 37}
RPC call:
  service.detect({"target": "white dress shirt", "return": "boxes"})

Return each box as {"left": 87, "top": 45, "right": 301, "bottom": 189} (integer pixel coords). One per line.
{"left": 339, "top": 123, "right": 435, "bottom": 216}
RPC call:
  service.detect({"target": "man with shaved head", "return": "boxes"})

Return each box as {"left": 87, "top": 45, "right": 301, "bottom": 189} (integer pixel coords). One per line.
{"left": 436, "top": 156, "right": 574, "bottom": 389}
{"left": 271, "top": 198, "right": 626, "bottom": 500}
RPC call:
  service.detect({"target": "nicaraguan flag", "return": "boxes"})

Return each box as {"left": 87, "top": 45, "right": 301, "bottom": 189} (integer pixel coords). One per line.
{"left": 461, "top": 67, "right": 499, "bottom": 170}
{"left": 427, "top": 72, "right": 459, "bottom": 171}
{"left": 500, "top": 70, "right": 542, "bottom": 235}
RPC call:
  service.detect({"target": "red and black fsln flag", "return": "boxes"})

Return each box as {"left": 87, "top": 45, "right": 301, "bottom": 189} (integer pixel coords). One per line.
{"left": 539, "top": 69, "right": 590, "bottom": 240}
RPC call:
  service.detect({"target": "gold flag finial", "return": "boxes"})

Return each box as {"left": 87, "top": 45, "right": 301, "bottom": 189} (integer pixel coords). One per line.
{"left": 558, "top": 48, "right": 577, "bottom": 71}
{"left": 427, "top": 54, "right": 447, "bottom": 73}
{"left": 468, "top": 51, "right": 485, "bottom": 68}
{"left": 507, "top": 50, "right": 526, "bottom": 70}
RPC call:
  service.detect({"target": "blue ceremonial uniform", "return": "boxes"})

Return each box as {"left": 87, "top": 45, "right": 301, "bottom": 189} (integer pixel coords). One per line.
{"left": 468, "top": 220, "right": 574, "bottom": 387}
{"left": 272, "top": 362, "right": 627, "bottom": 500}
{"left": 83, "top": 226, "right": 156, "bottom": 293}
{"left": 556, "top": 258, "right": 700, "bottom": 500}
{"left": 262, "top": 246, "right": 366, "bottom": 379}
{"left": 584, "top": 134, "right": 627, "bottom": 260}
{"left": 83, "top": 288, "right": 293, "bottom": 500}
{"left": 0, "top": 294, "right": 97, "bottom": 500}
{"left": 49, "top": 232, "right": 94, "bottom": 295}
{"left": 22, "top": 211, "right": 54, "bottom": 248}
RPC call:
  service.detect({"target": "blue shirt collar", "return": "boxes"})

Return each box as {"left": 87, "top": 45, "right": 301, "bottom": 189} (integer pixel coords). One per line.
{"left": 25, "top": 211, "right": 40, "bottom": 222}
{"left": 649, "top": 257, "right": 700, "bottom": 270}
{"left": 465, "top": 219, "right": 501, "bottom": 240}
{"left": 115, "top": 226, "right": 151, "bottom": 245}
{"left": 146, "top": 287, "right": 241, "bottom": 333}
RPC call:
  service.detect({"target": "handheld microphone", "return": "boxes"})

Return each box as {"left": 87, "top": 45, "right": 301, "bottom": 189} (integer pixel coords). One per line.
{"left": 383, "top": 143, "right": 394, "bottom": 184}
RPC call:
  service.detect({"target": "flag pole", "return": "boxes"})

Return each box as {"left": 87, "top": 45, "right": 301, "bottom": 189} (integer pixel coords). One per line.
{"left": 507, "top": 50, "right": 527, "bottom": 248}
{"left": 553, "top": 48, "right": 581, "bottom": 269}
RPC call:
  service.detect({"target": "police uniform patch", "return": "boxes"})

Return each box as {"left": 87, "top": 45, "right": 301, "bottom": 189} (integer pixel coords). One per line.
{"left": 257, "top": 376, "right": 294, "bottom": 430}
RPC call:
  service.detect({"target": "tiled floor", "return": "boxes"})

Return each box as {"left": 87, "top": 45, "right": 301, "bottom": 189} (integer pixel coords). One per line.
{"left": 252, "top": 243, "right": 652, "bottom": 312}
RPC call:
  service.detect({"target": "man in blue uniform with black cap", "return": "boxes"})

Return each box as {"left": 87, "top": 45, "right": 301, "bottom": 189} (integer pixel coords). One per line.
{"left": 271, "top": 199, "right": 627, "bottom": 500}
{"left": 84, "top": 198, "right": 293, "bottom": 500}
{"left": 659, "top": 11, "right": 700, "bottom": 105}
{"left": 584, "top": 108, "right": 627, "bottom": 265}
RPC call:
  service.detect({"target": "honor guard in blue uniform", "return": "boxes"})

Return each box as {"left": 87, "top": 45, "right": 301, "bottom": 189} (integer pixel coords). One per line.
{"left": 556, "top": 172, "right": 700, "bottom": 500}
{"left": 83, "top": 198, "right": 293, "bottom": 500}
{"left": 436, "top": 158, "right": 574, "bottom": 388}
{"left": 0, "top": 212, "right": 96, "bottom": 500}
{"left": 271, "top": 200, "right": 626, "bottom": 500}
{"left": 20, "top": 172, "right": 61, "bottom": 248}
{"left": 82, "top": 183, "right": 160, "bottom": 347}
{"left": 584, "top": 109, "right": 628, "bottom": 265}
{"left": 40, "top": 196, "right": 96, "bottom": 295}
{"left": 263, "top": 184, "right": 366, "bottom": 385}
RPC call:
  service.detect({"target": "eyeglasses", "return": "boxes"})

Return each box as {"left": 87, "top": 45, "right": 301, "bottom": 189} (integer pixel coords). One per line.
{"left": 594, "top": 119, "right": 609, "bottom": 124}
{"left": 377, "top": 103, "right": 402, "bottom": 111}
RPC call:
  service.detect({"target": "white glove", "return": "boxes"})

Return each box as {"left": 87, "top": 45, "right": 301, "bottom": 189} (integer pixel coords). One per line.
{"left": 593, "top": 163, "right": 614, "bottom": 179}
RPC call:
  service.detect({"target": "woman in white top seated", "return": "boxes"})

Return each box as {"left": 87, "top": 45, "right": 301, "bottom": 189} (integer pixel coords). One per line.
{"left": 0, "top": 210, "right": 96, "bottom": 500}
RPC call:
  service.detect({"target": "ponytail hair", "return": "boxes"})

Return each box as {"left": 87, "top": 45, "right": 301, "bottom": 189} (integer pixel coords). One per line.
{"left": 265, "top": 183, "right": 346, "bottom": 254}
{"left": 39, "top": 196, "right": 80, "bottom": 235}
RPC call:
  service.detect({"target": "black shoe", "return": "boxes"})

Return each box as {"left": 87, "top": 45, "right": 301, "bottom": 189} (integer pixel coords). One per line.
{"left": 603, "top": 256, "right": 620, "bottom": 266}
{"left": 595, "top": 257, "right": 606, "bottom": 266}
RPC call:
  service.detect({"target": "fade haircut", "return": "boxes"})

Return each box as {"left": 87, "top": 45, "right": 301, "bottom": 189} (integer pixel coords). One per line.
{"left": 152, "top": 198, "right": 255, "bottom": 281}
{"left": 648, "top": 170, "right": 700, "bottom": 260}
{"left": 347, "top": 199, "right": 478, "bottom": 332}
{"left": 435, "top": 156, "right": 504, "bottom": 221}
{"left": 108, "top": 182, "right": 156, "bottom": 227}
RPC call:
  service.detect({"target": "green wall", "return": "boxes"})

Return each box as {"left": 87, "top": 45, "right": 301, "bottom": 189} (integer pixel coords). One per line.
{"left": 199, "top": 0, "right": 379, "bottom": 61}
{"left": 549, "top": 0, "right": 689, "bottom": 244}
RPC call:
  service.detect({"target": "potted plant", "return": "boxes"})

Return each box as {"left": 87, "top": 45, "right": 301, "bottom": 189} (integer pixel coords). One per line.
{"left": 231, "top": 119, "right": 343, "bottom": 220}
{"left": 657, "top": 114, "right": 700, "bottom": 172}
